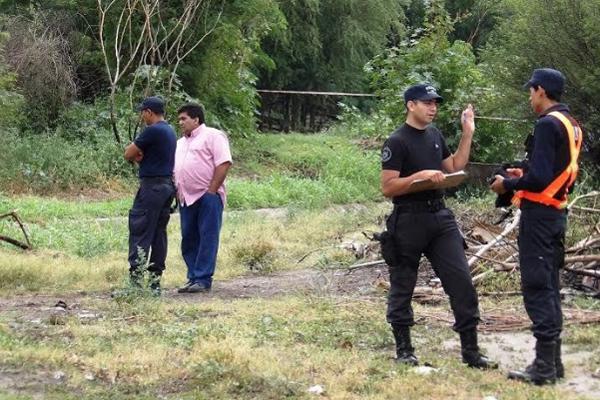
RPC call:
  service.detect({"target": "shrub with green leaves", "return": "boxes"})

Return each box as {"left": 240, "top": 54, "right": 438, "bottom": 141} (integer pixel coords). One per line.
{"left": 365, "top": 0, "right": 521, "bottom": 162}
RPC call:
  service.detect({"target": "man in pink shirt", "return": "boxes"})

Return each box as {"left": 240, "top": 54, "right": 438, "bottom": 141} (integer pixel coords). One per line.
{"left": 174, "top": 103, "right": 232, "bottom": 293}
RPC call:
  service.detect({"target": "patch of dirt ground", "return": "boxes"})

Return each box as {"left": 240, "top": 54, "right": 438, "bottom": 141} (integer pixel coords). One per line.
{"left": 1, "top": 266, "right": 600, "bottom": 398}
{"left": 444, "top": 331, "right": 600, "bottom": 398}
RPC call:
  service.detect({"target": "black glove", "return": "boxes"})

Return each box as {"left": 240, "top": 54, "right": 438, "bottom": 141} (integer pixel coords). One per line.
{"left": 490, "top": 162, "right": 524, "bottom": 208}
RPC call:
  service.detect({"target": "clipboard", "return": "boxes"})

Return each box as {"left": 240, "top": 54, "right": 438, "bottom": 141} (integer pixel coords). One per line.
{"left": 405, "top": 170, "right": 467, "bottom": 194}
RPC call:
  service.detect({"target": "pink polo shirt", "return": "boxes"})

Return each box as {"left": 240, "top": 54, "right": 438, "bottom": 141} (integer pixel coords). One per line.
{"left": 174, "top": 124, "right": 232, "bottom": 206}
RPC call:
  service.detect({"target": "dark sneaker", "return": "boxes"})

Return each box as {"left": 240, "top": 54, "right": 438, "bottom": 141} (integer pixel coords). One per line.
{"left": 186, "top": 283, "right": 211, "bottom": 293}
{"left": 177, "top": 281, "right": 194, "bottom": 293}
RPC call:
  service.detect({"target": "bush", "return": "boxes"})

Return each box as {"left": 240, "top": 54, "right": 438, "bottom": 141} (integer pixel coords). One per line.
{"left": 366, "top": 0, "right": 522, "bottom": 162}
{"left": 0, "top": 129, "right": 132, "bottom": 193}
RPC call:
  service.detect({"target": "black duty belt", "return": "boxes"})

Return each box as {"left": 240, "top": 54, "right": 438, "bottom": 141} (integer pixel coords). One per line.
{"left": 394, "top": 199, "right": 446, "bottom": 213}
{"left": 520, "top": 199, "right": 566, "bottom": 214}
{"left": 139, "top": 176, "right": 173, "bottom": 184}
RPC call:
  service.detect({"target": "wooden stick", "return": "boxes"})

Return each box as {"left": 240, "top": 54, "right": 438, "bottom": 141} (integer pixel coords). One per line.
{"left": 468, "top": 210, "right": 521, "bottom": 267}
{"left": 565, "top": 255, "right": 600, "bottom": 264}
{"left": 568, "top": 191, "right": 600, "bottom": 210}
{"left": 467, "top": 253, "right": 516, "bottom": 270}
{"left": 0, "top": 210, "right": 32, "bottom": 250}
{"left": 567, "top": 236, "right": 600, "bottom": 253}
{"left": 0, "top": 235, "right": 30, "bottom": 250}
{"left": 570, "top": 205, "right": 600, "bottom": 213}
{"left": 347, "top": 259, "right": 386, "bottom": 271}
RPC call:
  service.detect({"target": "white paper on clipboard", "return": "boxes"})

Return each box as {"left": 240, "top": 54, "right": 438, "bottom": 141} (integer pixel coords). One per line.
{"left": 406, "top": 170, "right": 467, "bottom": 194}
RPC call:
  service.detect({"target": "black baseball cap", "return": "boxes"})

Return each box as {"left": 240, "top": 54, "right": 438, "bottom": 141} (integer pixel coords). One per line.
{"left": 136, "top": 96, "right": 165, "bottom": 114}
{"left": 404, "top": 84, "right": 444, "bottom": 104}
{"left": 523, "top": 68, "right": 565, "bottom": 94}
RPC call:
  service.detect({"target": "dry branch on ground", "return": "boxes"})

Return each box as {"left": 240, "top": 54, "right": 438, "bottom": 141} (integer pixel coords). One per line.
{"left": 0, "top": 210, "right": 32, "bottom": 250}
{"left": 345, "top": 191, "right": 600, "bottom": 297}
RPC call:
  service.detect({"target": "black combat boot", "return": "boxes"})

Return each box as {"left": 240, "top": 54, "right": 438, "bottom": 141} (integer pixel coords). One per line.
{"left": 508, "top": 340, "right": 557, "bottom": 385}
{"left": 459, "top": 329, "right": 498, "bottom": 369}
{"left": 391, "top": 324, "right": 418, "bottom": 366}
{"left": 555, "top": 338, "right": 564, "bottom": 379}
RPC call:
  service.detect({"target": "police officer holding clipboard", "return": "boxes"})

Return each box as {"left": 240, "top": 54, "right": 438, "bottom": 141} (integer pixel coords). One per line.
{"left": 381, "top": 84, "right": 496, "bottom": 369}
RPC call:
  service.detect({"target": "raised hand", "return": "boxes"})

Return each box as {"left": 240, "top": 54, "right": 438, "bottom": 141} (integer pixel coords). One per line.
{"left": 461, "top": 104, "right": 475, "bottom": 136}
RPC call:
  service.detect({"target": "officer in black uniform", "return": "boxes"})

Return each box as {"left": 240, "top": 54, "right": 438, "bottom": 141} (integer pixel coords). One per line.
{"left": 491, "top": 69, "right": 582, "bottom": 384}
{"left": 381, "top": 84, "right": 496, "bottom": 369}
{"left": 124, "top": 96, "right": 177, "bottom": 295}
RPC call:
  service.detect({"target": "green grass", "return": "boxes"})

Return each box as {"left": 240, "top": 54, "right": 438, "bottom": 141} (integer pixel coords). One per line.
{"left": 0, "top": 131, "right": 383, "bottom": 210}
{"left": 0, "top": 296, "right": 594, "bottom": 399}
{"left": 1, "top": 130, "right": 599, "bottom": 399}
{"left": 228, "top": 133, "right": 381, "bottom": 209}
{"left": 0, "top": 202, "right": 388, "bottom": 294}
{"left": 0, "top": 195, "right": 132, "bottom": 222}
{"left": 0, "top": 198, "right": 598, "bottom": 399}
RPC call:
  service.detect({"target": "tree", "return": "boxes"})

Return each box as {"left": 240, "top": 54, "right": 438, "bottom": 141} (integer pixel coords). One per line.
{"left": 177, "top": 0, "right": 286, "bottom": 137}
{"left": 256, "top": 0, "right": 406, "bottom": 131}
{"left": 482, "top": 0, "right": 600, "bottom": 161}
{"left": 96, "top": 0, "right": 223, "bottom": 144}
{"left": 3, "top": 9, "right": 78, "bottom": 130}
{"left": 367, "top": 0, "right": 520, "bottom": 162}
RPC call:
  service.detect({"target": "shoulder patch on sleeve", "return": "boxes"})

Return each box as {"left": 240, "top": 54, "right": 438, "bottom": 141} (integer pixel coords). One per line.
{"left": 381, "top": 146, "right": 392, "bottom": 162}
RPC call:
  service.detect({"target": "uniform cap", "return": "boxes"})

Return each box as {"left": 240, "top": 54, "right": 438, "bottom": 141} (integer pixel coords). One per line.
{"left": 136, "top": 96, "right": 165, "bottom": 114}
{"left": 523, "top": 68, "right": 565, "bottom": 94}
{"left": 403, "top": 84, "right": 444, "bottom": 104}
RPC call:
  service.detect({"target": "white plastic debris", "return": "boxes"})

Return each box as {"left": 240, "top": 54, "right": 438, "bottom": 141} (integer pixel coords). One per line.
{"left": 84, "top": 372, "right": 95, "bottom": 381}
{"left": 53, "top": 371, "right": 66, "bottom": 381}
{"left": 413, "top": 366, "right": 438, "bottom": 375}
{"left": 307, "top": 384, "right": 325, "bottom": 395}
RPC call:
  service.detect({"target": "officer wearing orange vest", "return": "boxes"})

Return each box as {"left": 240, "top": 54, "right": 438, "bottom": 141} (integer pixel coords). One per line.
{"left": 491, "top": 68, "right": 583, "bottom": 385}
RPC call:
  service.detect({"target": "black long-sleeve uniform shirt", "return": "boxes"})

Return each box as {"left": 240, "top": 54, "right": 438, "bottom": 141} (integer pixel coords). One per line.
{"left": 503, "top": 104, "right": 575, "bottom": 200}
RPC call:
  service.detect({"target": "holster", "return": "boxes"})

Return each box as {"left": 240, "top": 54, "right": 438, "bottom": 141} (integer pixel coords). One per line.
{"left": 374, "top": 209, "right": 401, "bottom": 266}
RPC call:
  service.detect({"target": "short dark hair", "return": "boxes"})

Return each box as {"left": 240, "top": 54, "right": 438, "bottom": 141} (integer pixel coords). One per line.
{"left": 531, "top": 84, "right": 561, "bottom": 102}
{"left": 177, "top": 103, "right": 205, "bottom": 124}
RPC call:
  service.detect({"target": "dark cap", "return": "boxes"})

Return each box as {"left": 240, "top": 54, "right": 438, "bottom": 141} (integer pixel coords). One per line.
{"left": 136, "top": 96, "right": 165, "bottom": 114}
{"left": 404, "top": 84, "right": 444, "bottom": 104}
{"left": 523, "top": 68, "right": 565, "bottom": 94}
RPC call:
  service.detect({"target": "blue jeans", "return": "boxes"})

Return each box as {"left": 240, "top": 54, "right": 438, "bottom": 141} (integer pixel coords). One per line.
{"left": 180, "top": 193, "right": 223, "bottom": 287}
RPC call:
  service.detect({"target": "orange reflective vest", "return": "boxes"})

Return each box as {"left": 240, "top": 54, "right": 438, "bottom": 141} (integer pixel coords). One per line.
{"left": 512, "top": 111, "right": 583, "bottom": 209}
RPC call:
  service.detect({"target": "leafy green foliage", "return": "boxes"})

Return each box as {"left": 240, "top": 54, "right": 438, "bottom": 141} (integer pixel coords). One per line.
{"left": 366, "top": 0, "right": 521, "bottom": 162}
{"left": 0, "top": 33, "right": 24, "bottom": 130}
{"left": 228, "top": 133, "right": 381, "bottom": 209}
{"left": 444, "top": 0, "right": 506, "bottom": 50}
{"left": 260, "top": 0, "right": 405, "bottom": 92}
{"left": 482, "top": 0, "right": 600, "bottom": 160}
{"left": 175, "top": 0, "right": 286, "bottom": 138}
{"left": 0, "top": 128, "right": 131, "bottom": 193}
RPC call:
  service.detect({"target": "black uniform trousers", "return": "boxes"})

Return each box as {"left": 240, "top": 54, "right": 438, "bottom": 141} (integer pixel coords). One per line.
{"left": 387, "top": 203, "right": 480, "bottom": 332}
{"left": 518, "top": 201, "right": 566, "bottom": 341}
{"left": 128, "top": 177, "right": 176, "bottom": 277}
